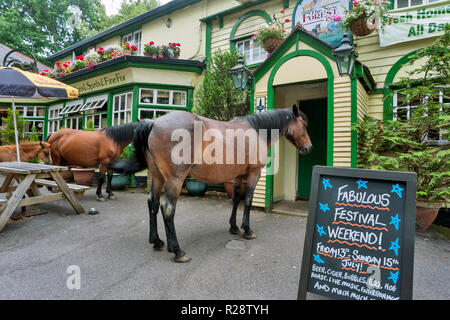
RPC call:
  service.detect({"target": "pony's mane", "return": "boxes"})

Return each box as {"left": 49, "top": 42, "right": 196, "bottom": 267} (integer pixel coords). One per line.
{"left": 103, "top": 122, "right": 144, "bottom": 145}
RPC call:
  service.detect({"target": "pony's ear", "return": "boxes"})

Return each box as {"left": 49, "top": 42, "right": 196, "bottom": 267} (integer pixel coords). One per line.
{"left": 292, "top": 104, "right": 299, "bottom": 117}
{"left": 40, "top": 142, "right": 45, "bottom": 149}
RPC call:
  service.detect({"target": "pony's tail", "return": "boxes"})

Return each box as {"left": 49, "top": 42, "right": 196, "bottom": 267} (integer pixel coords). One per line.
{"left": 110, "top": 121, "right": 154, "bottom": 175}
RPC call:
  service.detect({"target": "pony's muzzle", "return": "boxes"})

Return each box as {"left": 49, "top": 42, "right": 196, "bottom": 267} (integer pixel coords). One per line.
{"left": 299, "top": 144, "right": 312, "bottom": 155}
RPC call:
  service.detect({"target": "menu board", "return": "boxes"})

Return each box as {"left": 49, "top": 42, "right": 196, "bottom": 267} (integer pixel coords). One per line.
{"left": 298, "top": 166, "right": 417, "bottom": 300}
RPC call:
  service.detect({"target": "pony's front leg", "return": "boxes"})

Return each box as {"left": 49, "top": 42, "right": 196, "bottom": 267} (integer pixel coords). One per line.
{"left": 241, "top": 169, "right": 261, "bottom": 240}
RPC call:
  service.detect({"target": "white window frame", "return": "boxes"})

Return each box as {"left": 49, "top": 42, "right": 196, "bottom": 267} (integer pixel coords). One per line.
{"left": 112, "top": 92, "right": 133, "bottom": 126}
{"left": 21, "top": 106, "right": 45, "bottom": 118}
{"left": 64, "top": 116, "right": 83, "bottom": 130}
{"left": 48, "top": 104, "right": 63, "bottom": 135}
{"left": 61, "top": 99, "right": 84, "bottom": 115}
{"left": 23, "top": 119, "right": 44, "bottom": 140}
{"left": 394, "top": 0, "right": 440, "bottom": 9}
{"left": 139, "top": 88, "right": 187, "bottom": 107}
{"left": 85, "top": 113, "right": 107, "bottom": 130}
{"left": 80, "top": 94, "right": 108, "bottom": 112}
{"left": 393, "top": 90, "right": 448, "bottom": 144}
{"left": 122, "top": 30, "right": 142, "bottom": 54}
{"left": 236, "top": 37, "right": 267, "bottom": 66}
{"left": 138, "top": 108, "right": 170, "bottom": 120}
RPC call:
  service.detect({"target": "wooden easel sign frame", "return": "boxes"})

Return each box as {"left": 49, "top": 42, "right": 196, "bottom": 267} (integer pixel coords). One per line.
{"left": 298, "top": 166, "right": 417, "bottom": 300}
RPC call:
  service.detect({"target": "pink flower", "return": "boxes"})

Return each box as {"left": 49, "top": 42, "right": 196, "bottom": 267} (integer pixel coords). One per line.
{"left": 333, "top": 15, "right": 342, "bottom": 21}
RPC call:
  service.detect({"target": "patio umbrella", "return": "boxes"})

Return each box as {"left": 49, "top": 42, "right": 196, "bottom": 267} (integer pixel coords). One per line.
{"left": 0, "top": 67, "right": 79, "bottom": 164}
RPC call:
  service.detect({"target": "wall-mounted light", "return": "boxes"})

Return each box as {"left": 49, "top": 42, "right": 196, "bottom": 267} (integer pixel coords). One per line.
{"left": 229, "top": 55, "right": 252, "bottom": 90}
{"left": 332, "top": 33, "right": 358, "bottom": 77}
{"left": 163, "top": 18, "right": 172, "bottom": 28}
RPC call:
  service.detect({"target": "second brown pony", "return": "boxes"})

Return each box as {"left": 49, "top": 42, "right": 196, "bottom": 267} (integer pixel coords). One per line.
{"left": 46, "top": 122, "right": 145, "bottom": 201}
{"left": 0, "top": 142, "right": 52, "bottom": 164}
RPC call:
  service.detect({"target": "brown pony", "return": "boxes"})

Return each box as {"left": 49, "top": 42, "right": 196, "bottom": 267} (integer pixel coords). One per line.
{"left": 0, "top": 142, "right": 52, "bottom": 164}
{"left": 46, "top": 122, "right": 145, "bottom": 201}
{"left": 112, "top": 105, "right": 312, "bottom": 263}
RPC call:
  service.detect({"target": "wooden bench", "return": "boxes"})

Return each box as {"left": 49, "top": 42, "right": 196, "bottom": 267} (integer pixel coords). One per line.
{"left": 34, "top": 179, "right": 90, "bottom": 196}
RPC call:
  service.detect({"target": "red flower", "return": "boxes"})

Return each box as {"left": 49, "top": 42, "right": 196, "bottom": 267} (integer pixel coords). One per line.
{"left": 131, "top": 45, "right": 138, "bottom": 51}
{"left": 76, "top": 55, "right": 84, "bottom": 61}
{"left": 281, "top": 10, "right": 285, "bottom": 13}
{"left": 285, "top": 18, "right": 290, "bottom": 23}
{"left": 150, "top": 41, "right": 154, "bottom": 45}
{"left": 97, "top": 47, "right": 104, "bottom": 55}
{"left": 177, "top": 43, "right": 181, "bottom": 46}
{"left": 56, "top": 62, "right": 62, "bottom": 68}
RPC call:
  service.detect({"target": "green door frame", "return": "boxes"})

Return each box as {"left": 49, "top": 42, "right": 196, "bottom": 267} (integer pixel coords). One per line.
{"left": 264, "top": 49, "right": 335, "bottom": 211}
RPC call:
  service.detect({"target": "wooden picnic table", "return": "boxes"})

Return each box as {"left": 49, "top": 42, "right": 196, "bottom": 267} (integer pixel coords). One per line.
{"left": 0, "top": 162, "right": 89, "bottom": 232}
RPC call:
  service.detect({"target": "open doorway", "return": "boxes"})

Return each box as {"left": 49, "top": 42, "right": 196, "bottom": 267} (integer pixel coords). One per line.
{"left": 272, "top": 80, "right": 328, "bottom": 212}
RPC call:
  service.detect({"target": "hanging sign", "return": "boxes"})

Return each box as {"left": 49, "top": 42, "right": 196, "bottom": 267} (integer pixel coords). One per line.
{"left": 298, "top": 166, "right": 417, "bottom": 300}
{"left": 293, "top": 0, "right": 350, "bottom": 47}
{"left": 379, "top": 0, "right": 450, "bottom": 47}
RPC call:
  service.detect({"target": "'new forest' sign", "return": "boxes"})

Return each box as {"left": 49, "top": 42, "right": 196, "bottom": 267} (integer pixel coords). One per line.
{"left": 298, "top": 166, "right": 417, "bottom": 300}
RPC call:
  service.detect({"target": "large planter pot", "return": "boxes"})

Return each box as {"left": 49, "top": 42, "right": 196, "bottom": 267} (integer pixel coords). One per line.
{"left": 185, "top": 177, "right": 207, "bottom": 197}
{"left": 416, "top": 199, "right": 447, "bottom": 232}
{"left": 263, "top": 38, "right": 284, "bottom": 54}
{"left": 60, "top": 167, "right": 74, "bottom": 182}
{"left": 349, "top": 17, "right": 375, "bottom": 37}
{"left": 110, "top": 173, "right": 129, "bottom": 191}
{"left": 72, "top": 168, "right": 96, "bottom": 187}
{"left": 224, "top": 181, "right": 247, "bottom": 199}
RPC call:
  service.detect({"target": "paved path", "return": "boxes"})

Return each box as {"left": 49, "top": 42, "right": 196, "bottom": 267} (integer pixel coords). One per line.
{"left": 0, "top": 189, "right": 448, "bottom": 300}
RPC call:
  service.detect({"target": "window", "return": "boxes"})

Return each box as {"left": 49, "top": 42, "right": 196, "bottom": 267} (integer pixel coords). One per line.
{"left": 48, "top": 104, "right": 63, "bottom": 135}
{"left": 80, "top": 94, "right": 108, "bottom": 112}
{"left": 393, "top": 90, "right": 448, "bottom": 144}
{"left": 23, "top": 120, "right": 44, "bottom": 140}
{"left": 139, "top": 88, "right": 187, "bottom": 107}
{"left": 64, "top": 116, "right": 83, "bottom": 130}
{"left": 236, "top": 38, "right": 267, "bottom": 65}
{"left": 122, "top": 30, "right": 142, "bottom": 54}
{"left": 138, "top": 109, "right": 170, "bottom": 120}
{"left": 85, "top": 113, "right": 107, "bottom": 130}
{"left": 61, "top": 99, "right": 83, "bottom": 115}
{"left": 112, "top": 92, "right": 133, "bottom": 126}
{"left": 395, "top": 0, "right": 440, "bottom": 9}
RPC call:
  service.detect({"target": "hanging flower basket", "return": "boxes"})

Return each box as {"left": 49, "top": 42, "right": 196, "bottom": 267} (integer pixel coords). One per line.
{"left": 349, "top": 17, "right": 374, "bottom": 37}
{"left": 263, "top": 37, "right": 284, "bottom": 54}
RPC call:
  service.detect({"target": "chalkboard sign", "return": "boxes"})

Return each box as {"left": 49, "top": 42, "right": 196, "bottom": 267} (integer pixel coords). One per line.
{"left": 298, "top": 166, "right": 417, "bottom": 300}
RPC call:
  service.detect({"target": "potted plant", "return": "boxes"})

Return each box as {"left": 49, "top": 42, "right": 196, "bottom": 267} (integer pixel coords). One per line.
{"left": 110, "top": 145, "right": 133, "bottom": 190}
{"left": 338, "top": 0, "right": 390, "bottom": 37}
{"left": 355, "top": 29, "right": 450, "bottom": 231}
{"left": 143, "top": 41, "right": 161, "bottom": 58}
{"left": 253, "top": 11, "right": 290, "bottom": 54}
{"left": 185, "top": 177, "right": 208, "bottom": 197}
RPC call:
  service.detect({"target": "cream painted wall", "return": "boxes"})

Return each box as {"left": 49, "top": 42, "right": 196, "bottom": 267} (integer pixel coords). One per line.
{"left": 273, "top": 55, "right": 327, "bottom": 86}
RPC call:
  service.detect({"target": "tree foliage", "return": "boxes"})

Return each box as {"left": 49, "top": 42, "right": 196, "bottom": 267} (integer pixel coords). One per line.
{"left": 193, "top": 50, "right": 250, "bottom": 121}
{"left": 0, "top": 109, "right": 26, "bottom": 145}
{"left": 0, "top": 0, "right": 159, "bottom": 64}
{"left": 356, "top": 27, "right": 450, "bottom": 202}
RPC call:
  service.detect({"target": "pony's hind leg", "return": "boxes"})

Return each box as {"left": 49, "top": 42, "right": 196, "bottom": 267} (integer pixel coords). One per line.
{"left": 96, "top": 164, "right": 107, "bottom": 201}
{"left": 106, "top": 169, "right": 116, "bottom": 200}
{"left": 160, "top": 180, "right": 191, "bottom": 263}
{"left": 229, "top": 177, "right": 243, "bottom": 235}
{"left": 148, "top": 175, "right": 165, "bottom": 251}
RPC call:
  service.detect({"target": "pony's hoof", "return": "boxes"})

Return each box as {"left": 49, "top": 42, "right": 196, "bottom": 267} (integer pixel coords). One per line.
{"left": 108, "top": 195, "right": 116, "bottom": 200}
{"left": 229, "top": 226, "right": 241, "bottom": 235}
{"left": 174, "top": 252, "right": 192, "bottom": 263}
{"left": 97, "top": 197, "right": 106, "bottom": 202}
{"left": 243, "top": 231, "right": 256, "bottom": 240}
{"left": 153, "top": 241, "right": 165, "bottom": 252}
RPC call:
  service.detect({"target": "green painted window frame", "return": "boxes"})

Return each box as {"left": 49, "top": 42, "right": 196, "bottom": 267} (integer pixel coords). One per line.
{"left": 229, "top": 10, "right": 273, "bottom": 52}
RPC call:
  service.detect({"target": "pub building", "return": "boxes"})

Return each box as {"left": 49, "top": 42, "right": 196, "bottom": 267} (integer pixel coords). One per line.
{"left": 0, "top": 0, "right": 447, "bottom": 211}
